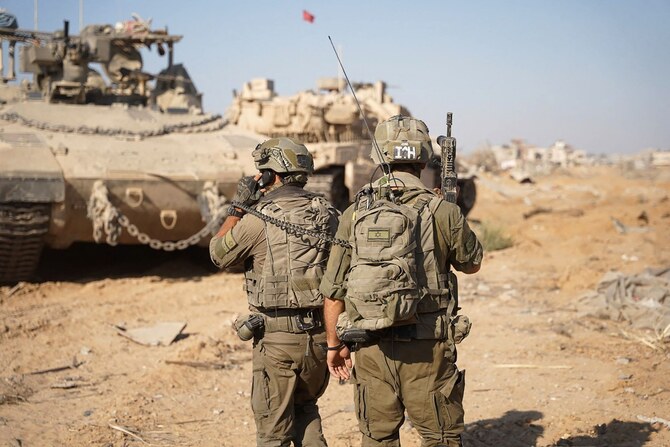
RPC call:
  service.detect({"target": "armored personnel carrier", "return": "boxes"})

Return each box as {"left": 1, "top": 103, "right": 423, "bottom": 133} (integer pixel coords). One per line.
{"left": 0, "top": 17, "right": 266, "bottom": 283}
{"left": 225, "top": 77, "right": 476, "bottom": 212}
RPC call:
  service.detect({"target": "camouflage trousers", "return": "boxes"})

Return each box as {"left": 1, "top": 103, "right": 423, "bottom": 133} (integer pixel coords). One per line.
{"left": 351, "top": 338, "right": 465, "bottom": 447}
{"left": 251, "top": 328, "right": 330, "bottom": 447}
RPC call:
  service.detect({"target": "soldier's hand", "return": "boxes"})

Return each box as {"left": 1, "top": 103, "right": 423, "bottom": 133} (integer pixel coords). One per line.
{"left": 232, "top": 175, "right": 262, "bottom": 207}
{"left": 327, "top": 345, "right": 352, "bottom": 381}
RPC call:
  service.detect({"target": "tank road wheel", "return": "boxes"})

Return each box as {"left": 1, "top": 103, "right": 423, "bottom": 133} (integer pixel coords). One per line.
{"left": 457, "top": 177, "right": 477, "bottom": 217}
{"left": 0, "top": 203, "right": 51, "bottom": 284}
{"left": 306, "top": 168, "right": 350, "bottom": 211}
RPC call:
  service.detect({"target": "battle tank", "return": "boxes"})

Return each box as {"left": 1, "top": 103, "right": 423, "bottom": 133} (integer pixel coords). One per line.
{"left": 0, "top": 16, "right": 267, "bottom": 283}
{"left": 225, "top": 77, "right": 477, "bottom": 212}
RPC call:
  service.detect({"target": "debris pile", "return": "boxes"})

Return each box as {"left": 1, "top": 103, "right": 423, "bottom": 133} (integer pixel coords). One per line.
{"left": 581, "top": 267, "right": 670, "bottom": 331}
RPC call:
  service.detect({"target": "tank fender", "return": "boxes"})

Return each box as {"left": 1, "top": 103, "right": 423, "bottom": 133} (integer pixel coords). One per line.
{"left": 0, "top": 134, "right": 65, "bottom": 203}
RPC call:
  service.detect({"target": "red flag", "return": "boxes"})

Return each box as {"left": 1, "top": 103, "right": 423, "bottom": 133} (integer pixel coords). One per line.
{"left": 302, "top": 10, "right": 315, "bottom": 23}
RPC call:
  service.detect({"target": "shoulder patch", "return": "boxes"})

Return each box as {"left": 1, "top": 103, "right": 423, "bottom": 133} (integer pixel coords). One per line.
{"left": 222, "top": 231, "right": 238, "bottom": 253}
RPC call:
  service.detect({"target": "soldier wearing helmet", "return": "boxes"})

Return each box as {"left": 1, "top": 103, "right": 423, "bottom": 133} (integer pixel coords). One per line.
{"left": 372, "top": 113, "right": 434, "bottom": 165}
{"left": 320, "top": 115, "right": 483, "bottom": 447}
{"left": 210, "top": 137, "right": 339, "bottom": 447}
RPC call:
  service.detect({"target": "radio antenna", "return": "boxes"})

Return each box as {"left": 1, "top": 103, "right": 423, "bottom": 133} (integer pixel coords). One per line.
{"left": 328, "top": 36, "right": 396, "bottom": 189}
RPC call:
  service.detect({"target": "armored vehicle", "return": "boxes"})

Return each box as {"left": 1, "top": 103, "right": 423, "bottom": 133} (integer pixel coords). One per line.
{"left": 0, "top": 17, "right": 266, "bottom": 283}
{"left": 226, "top": 77, "right": 477, "bottom": 212}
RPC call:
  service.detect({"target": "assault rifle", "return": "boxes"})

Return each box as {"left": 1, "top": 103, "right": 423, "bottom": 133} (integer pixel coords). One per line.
{"left": 436, "top": 113, "right": 457, "bottom": 204}
{"left": 436, "top": 113, "right": 460, "bottom": 318}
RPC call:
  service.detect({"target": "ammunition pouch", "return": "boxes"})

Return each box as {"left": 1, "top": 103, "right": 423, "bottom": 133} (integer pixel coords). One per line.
{"left": 234, "top": 313, "right": 265, "bottom": 341}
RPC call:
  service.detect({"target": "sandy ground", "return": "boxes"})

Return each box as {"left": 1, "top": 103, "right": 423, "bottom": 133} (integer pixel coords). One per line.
{"left": 1, "top": 165, "right": 669, "bottom": 447}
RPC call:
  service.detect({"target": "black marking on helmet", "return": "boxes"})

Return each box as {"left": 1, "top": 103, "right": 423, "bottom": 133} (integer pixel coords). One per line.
{"left": 393, "top": 141, "right": 417, "bottom": 160}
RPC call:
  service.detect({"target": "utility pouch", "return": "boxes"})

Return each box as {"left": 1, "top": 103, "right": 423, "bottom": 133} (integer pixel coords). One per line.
{"left": 451, "top": 315, "right": 471, "bottom": 344}
{"left": 340, "top": 328, "right": 376, "bottom": 345}
{"left": 337, "top": 311, "right": 376, "bottom": 348}
{"left": 235, "top": 314, "right": 265, "bottom": 341}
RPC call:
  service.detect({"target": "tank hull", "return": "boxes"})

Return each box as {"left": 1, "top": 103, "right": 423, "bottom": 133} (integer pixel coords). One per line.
{"left": 0, "top": 102, "right": 265, "bottom": 282}
{"left": 0, "top": 19, "right": 270, "bottom": 283}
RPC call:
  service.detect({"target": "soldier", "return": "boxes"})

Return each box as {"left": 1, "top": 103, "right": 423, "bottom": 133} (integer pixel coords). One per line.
{"left": 210, "top": 137, "right": 340, "bottom": 447}
{"left": 321, "top": 115, "right": 483, "bottom": 447}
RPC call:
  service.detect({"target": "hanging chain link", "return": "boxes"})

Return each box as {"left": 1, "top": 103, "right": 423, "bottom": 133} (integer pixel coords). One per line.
{"left": 86, "top": 181, "right": 349, "bottom": 251}
{"left": 0, "top": 111, "right": 225, "bottom": 138}
{"left": 230, "top": 201, "right": 351, "bottom": 248}
{"left": 87, "top": 180, "right": 228, "bottom": 251}
{"left": 87, "top": 181, "right": 123, "bottom": 245}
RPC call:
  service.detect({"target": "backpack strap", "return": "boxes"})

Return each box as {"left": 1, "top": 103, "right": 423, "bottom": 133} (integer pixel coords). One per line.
{"left": 412, "top": 196, "right": 431, "bottom": 212}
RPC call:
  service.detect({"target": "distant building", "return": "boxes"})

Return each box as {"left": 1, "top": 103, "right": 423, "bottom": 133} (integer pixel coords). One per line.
{"left": 651, "top": 149, "right": 670, "bottom": 167}
{"left": 488, "top": 138, "right": 592, "bottom": 172}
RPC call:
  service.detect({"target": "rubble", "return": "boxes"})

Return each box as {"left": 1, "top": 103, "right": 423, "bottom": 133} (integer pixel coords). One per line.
{"left": 581, "top": 267, "right": 670, "bottom": 331}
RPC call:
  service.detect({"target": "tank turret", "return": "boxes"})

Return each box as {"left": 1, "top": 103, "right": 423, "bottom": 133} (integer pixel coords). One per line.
{"left": 226, "top": 77, "right": 476, "bottom": 213}
{"left": 0, "top": 15, "right": 266, "bottom": 283}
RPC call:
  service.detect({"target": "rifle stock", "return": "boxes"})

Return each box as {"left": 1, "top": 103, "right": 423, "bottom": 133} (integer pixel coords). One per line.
{"left": 437, "top": 113, "right": 458, "bottom": 204}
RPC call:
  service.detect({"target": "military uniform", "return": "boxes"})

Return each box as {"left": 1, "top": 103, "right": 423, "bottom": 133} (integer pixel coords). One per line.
{"left": 210, "top": 138, "right": 340, "bottom": 447}
{"left": 321, "top": 116, "right": 483, "bottom": 447}
{"left": 209, "top": 137, "right": 338, "bottom": 447}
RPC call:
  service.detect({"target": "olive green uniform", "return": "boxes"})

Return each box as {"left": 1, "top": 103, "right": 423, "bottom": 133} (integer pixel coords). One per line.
{"left": 320, "top": 172, "right": 483, "bottom": 447}
{"left": 211, "top": 186, "right": 339, "bottom": 447}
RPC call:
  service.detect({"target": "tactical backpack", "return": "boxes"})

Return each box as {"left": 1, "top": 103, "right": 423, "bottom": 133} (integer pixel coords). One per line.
{"left": 244, "top": 194, "right": 335, "bottom": 309}
{"left": 344, "top": 191, "right": 453, "bottom": 330}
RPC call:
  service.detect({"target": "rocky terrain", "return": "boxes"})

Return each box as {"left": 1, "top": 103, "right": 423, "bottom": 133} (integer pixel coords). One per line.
{"left": 1, "top": 165, "right": 669, "bottom": 446}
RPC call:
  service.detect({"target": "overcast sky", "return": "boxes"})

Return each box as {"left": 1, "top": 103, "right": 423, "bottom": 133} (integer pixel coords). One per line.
{"left": 3, "top": 0, "right": 669, "bottom": 154}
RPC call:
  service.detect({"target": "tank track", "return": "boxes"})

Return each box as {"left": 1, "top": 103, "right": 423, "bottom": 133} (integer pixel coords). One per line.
{"left": 0, "top": 202, "right": 50, "bottom": 284}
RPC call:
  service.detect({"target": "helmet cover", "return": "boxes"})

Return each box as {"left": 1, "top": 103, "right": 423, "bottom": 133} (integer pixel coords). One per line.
{"left": 252, "top": 137, "right": 314, "bottom": 174}
{"left": 372, "top": 115, "right": 433, "bottom": 165}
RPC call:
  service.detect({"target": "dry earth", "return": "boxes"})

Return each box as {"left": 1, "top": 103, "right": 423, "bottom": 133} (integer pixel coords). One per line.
{"left": 1, "top": 165, "right": 669, "bottom": 447}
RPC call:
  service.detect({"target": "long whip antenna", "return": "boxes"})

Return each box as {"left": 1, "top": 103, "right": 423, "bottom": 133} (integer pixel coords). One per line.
{"left": 328, "top": 36, "right": 393, "bottom": 180}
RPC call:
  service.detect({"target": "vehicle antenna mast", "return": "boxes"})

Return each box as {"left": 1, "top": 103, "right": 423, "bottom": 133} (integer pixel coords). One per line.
{"left": 328, "top": 36, "right": 397, "bottom": 196}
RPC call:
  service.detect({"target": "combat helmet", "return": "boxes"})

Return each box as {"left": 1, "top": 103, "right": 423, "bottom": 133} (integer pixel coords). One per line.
{"left": 252, "top": 137, "right": 314, "bottom": 174}
{"left": 372, "top": 115, "right": 433, "bottom": 165}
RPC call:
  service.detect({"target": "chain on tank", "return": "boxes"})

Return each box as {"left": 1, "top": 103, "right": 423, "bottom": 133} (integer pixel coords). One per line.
{"left": 86, "top": 182, "right": 349, "bottom": 250}
{"left": 230, "top": 201, "right": 351, "bottom": 248}
{"left": 0, "top": 112, "right": 225, "bottom": 138}
{"left": 116, "top": 213, "right": 224, "bottom": 251}
{"left": 87, "top": 181, "right": 227, "bottom": 251}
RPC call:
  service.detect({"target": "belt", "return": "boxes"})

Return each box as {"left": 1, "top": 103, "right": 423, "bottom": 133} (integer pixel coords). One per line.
{"left": 377, "top": 324, "right": 417, "bottom": 342}
{"left": 258, "top": 308, "right": 323, "bottom": 334}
